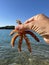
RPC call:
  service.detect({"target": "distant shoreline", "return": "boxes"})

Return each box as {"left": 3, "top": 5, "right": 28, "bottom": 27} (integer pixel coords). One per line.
{"left": 0, "top": 26, "right": 15, "bottom": 29}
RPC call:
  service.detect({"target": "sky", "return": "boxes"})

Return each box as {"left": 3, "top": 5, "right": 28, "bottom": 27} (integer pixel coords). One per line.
{"left": 0, "top": 0, "right": 49, "bottom": 26}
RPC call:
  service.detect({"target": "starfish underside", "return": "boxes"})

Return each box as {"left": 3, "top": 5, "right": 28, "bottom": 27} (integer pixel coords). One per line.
{"left": 10, "top": 20, "right": 48, "bottom": 52}
{"left": 10, "top": 29, "right": 40, "bottom": 52}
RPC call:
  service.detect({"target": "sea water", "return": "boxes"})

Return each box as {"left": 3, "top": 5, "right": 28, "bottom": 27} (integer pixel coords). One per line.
{"left": 0, "top": 30, "right": 49, "bottom": 65}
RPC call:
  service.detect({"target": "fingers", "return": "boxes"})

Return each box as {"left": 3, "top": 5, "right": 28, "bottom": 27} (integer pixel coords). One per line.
{"left": 42, "top": 34, "right": 49, "bottom": 39}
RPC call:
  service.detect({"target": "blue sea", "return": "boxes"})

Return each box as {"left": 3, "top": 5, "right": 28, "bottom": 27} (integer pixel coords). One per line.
{"left": 0, "top": 30, "right": 49, "bottom": 65}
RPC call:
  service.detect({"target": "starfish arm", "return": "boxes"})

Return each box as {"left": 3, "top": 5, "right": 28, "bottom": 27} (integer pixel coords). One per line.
{"left": 11, "top": 34, "right": 19, "bottom": 47}
{"left": 10, "top": 30, "right": 18, "bottom": 36}
{"left": 24, "top": 30, "right": 40, "bottom": 42}
{"left": 18, "top": 35, "right": 23, "bottom": 52}
{"left": 23, "top": 34, "right": 32, "bottom": 52}
{"left": 16, "top": 20, "right": 22, "bottom": 24}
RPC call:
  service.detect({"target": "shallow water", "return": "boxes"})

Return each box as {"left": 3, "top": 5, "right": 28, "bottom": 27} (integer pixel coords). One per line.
{"left": 0, "top": 30, "right": 49, "bottom": 65}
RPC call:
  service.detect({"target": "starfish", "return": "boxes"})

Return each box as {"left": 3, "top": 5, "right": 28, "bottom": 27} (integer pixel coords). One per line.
{"left": 10, "top": 20, "right": 40, "bottom": 52}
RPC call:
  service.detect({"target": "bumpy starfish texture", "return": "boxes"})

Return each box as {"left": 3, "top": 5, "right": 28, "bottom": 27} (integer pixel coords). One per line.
{"left": 10, "top": 19, "right": 49, "bottom": 52}
{"left": 10, "top": 23, "right": 40, "bottom": 52}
